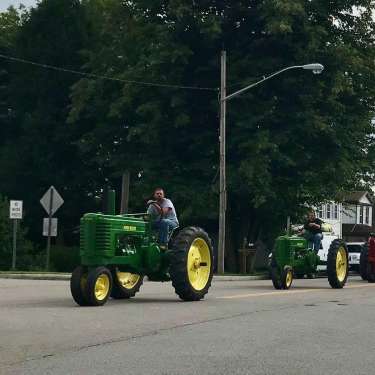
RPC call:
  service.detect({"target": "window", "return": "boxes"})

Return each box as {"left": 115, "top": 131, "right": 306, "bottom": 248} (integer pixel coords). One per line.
{"left": 334, "top": 204, "right": 339, "bottom": 219}
{"left": 359, "top": 206, "right": 364, "bottom": 224}
{"left": 326, "top": 204, "right": 331, "bottom": 219}
{"left": 365, "top": 206, "right": 370, "bottom": 225}
{"left": 317, "top": 205, "right": 323, "bottom": 219}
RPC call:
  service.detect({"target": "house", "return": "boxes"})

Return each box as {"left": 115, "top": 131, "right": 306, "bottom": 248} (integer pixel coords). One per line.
{"left": 341, "top": 191, "right": 373, "bottom": 242}
{"left": 315, "top": 191, "right": 374, "bottom": 242}
{"left": 315, "top": 202, "right": 342, "bottom": 237}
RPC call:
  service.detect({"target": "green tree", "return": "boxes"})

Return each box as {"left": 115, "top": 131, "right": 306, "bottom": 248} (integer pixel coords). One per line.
{"left": 0, "top": 0, "right": 94, "bottom": 246}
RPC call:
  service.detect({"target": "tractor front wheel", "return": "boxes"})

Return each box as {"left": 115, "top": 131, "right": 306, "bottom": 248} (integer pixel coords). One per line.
{"left": 271, "top": 265, "right": 292, "bottom": 290}
{"left": 111, "top": 269, "right": 143, "bottom": 299}
{"left": 85, "top": 267, "right": 112, "bottom": 306}
{"left": 70, "top": 266, "right": 89, "bottom": 306}
{"left": 281, "top": 266, "right": 293, "bottom": 289}
{"left": 327, "top": 240, "right": 348, "bottom": 289}
{"left": 360, "top": 245, "right": 368, "bottom": 280}
{"left": 169, "top": 227, "right": 213, "bottom": 301}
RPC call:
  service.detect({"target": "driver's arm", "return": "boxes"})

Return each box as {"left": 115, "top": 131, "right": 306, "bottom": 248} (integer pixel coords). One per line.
{"left": 161, "top": 207, "right": 172, "bottom": 215}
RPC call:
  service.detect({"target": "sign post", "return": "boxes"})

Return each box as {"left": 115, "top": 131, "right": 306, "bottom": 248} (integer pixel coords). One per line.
{"left": 40, "top": 186, "right": 63, "bottom": 270}
{"left": 9, "top": 200, "right": 23, "bottom": 270}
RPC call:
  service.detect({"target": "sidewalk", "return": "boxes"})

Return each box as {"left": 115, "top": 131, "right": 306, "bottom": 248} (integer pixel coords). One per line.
{"left": 0, "top": 272, "right": 268, "bottom": 281}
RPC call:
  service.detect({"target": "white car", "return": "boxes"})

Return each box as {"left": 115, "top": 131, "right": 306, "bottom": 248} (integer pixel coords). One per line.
{"left": 346, "top": 242, "right": 366, "bottom": 272}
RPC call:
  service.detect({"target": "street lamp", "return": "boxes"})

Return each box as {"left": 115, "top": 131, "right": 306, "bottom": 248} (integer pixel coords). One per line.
{"left": 217, "top": 51, "right": 324, "bottom": 274}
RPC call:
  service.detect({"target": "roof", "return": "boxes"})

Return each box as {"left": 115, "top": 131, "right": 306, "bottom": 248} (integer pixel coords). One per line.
{"left": 342, "top": 191, "right": 373, "bottom": 204}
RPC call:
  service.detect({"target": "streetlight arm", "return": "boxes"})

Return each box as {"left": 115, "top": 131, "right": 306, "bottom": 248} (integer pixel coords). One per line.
{"left": 223, "top": 65, "right": 303, "bottom": 101}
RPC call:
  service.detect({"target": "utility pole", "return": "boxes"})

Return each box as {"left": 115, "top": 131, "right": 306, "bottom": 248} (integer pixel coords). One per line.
{"left": 120, "top": 171, "right": 130, "bottom": 214}
{"left": 218, "top": 50, "right": 226, "bottom": 274}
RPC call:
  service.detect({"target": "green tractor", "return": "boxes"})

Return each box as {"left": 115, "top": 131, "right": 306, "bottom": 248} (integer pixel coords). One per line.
{"left": 70, "top": 191, "right": 213, "bottom": 306}
{"left": 270, "top": 227, "right": 349, "bottom": 290}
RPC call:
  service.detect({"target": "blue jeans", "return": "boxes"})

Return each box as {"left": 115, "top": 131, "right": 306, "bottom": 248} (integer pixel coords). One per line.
{"left": 305, "top": 232, "right": 323, "bottom": 253}
{"left": 152, "top": 219, "right": 179, "bottom": 245}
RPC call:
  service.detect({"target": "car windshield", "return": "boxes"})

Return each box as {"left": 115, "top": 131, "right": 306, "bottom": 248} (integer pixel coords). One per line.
{"left": 347, "top": 245, "right": 363, "bottom": 253}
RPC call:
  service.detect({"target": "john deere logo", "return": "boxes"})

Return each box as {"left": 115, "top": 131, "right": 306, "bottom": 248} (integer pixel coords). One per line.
{"left": 123, "top": 225, "right": 136, "bottom": 231}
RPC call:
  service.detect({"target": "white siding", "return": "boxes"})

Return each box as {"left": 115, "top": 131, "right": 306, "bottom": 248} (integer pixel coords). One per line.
{"left": 370, "top": 206, "right": 373, "bottom": 226}
{"left": 342, "top": 204, "right": 357, "bottom": 224}
{"left": 315, "top": 202, "right": 342, "bottom": 237}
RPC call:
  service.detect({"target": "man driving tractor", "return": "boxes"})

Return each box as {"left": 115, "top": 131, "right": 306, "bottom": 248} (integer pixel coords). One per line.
{"left": 303, "top": 210, "right": 323, "bottom": 252}
{"left": 147, "top": 188, "right": 179, "bottom": 249}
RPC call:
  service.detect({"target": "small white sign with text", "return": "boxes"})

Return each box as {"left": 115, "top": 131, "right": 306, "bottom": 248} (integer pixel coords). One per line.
{"left": 9, "top": 200, "right": 23, "bottom": 219}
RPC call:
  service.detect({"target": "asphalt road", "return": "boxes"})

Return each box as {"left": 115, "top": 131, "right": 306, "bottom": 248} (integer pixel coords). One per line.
{"left": 1, "top": 276, "right": 375, "bottom": 375}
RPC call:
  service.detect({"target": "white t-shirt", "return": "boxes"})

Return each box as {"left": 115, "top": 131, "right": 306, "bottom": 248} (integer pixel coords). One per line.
{"left": 147, "top": 198, "right": 178, "bottom": 223}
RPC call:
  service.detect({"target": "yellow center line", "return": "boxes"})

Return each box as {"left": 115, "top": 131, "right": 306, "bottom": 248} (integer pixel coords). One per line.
{"left": 216, "top": 283, "right": 375, "bottom": 300}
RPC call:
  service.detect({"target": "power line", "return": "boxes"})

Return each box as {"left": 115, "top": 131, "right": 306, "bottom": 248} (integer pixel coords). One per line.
{"left": 0, "top": 53, "right": 218, "bottom": 92}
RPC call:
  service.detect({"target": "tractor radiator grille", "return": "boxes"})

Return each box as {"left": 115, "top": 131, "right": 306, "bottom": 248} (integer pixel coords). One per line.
{"left": 80, "top": 228, "right": 85, "bottom": 252}
{"left": 80, "top": 219, "right": 113, "bottom": 257}
{"left": 95, "top": 222, "right": 111, "bottom": 252}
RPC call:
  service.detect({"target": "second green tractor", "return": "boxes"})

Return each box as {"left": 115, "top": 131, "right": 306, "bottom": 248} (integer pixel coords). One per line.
{"left": 270, "top": 231, "right": 349, "bottom": 290}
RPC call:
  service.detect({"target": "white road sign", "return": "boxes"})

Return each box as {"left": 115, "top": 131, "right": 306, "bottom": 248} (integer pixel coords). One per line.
{"left": 9, "top": 200, "right": 23, "bottom": 219}
{"left": 43, "top": 218, "right": 58, "bottom": 237}
{"left": 40, "top": 186, "right": 64, "bottom": 215}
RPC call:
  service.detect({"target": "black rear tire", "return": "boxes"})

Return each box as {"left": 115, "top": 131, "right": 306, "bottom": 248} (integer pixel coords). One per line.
{"left": 70, "top": 266, "right": 89, "bottom": 306}
{"left": 360, "top": 244, "right": 368, "bottom": 280}
{"left": 169, "top": 226, "right": 213, "bottom": 301}
{"left": 110, "top": 268, "right": 143, "bottom": 299}
{"left": 327, "top": 240, "right": 348, "bottom": 289}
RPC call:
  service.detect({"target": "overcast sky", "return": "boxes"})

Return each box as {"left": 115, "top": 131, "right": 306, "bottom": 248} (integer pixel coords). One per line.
{"left": 0, "top": 0, "right": 37, "bottom": 12}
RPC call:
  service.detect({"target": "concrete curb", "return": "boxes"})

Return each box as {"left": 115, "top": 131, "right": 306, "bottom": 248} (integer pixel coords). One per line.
{"left": 0, "top": 273, "right": 268, "bottom": 281}
{"left": 0, "top": 273, "right": 71, "bottom": 280}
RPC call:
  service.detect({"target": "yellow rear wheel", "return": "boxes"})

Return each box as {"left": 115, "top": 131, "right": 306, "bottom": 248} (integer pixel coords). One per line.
{"left": 187, "top": 238, "right": 211, "bottom": 291}
{"left": 336, "top": 247, "right": 347, "bottom": 283}
{"left": 327, "top": 240, "right": 348, "bottom": 288}
{"left": 170, "top": 227, "right": 213, "bottom": 301}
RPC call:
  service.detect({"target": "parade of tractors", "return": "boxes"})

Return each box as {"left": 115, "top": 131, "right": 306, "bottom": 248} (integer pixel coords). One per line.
{"left": 70, "top": 190, "right": 374, "bottom": 306}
